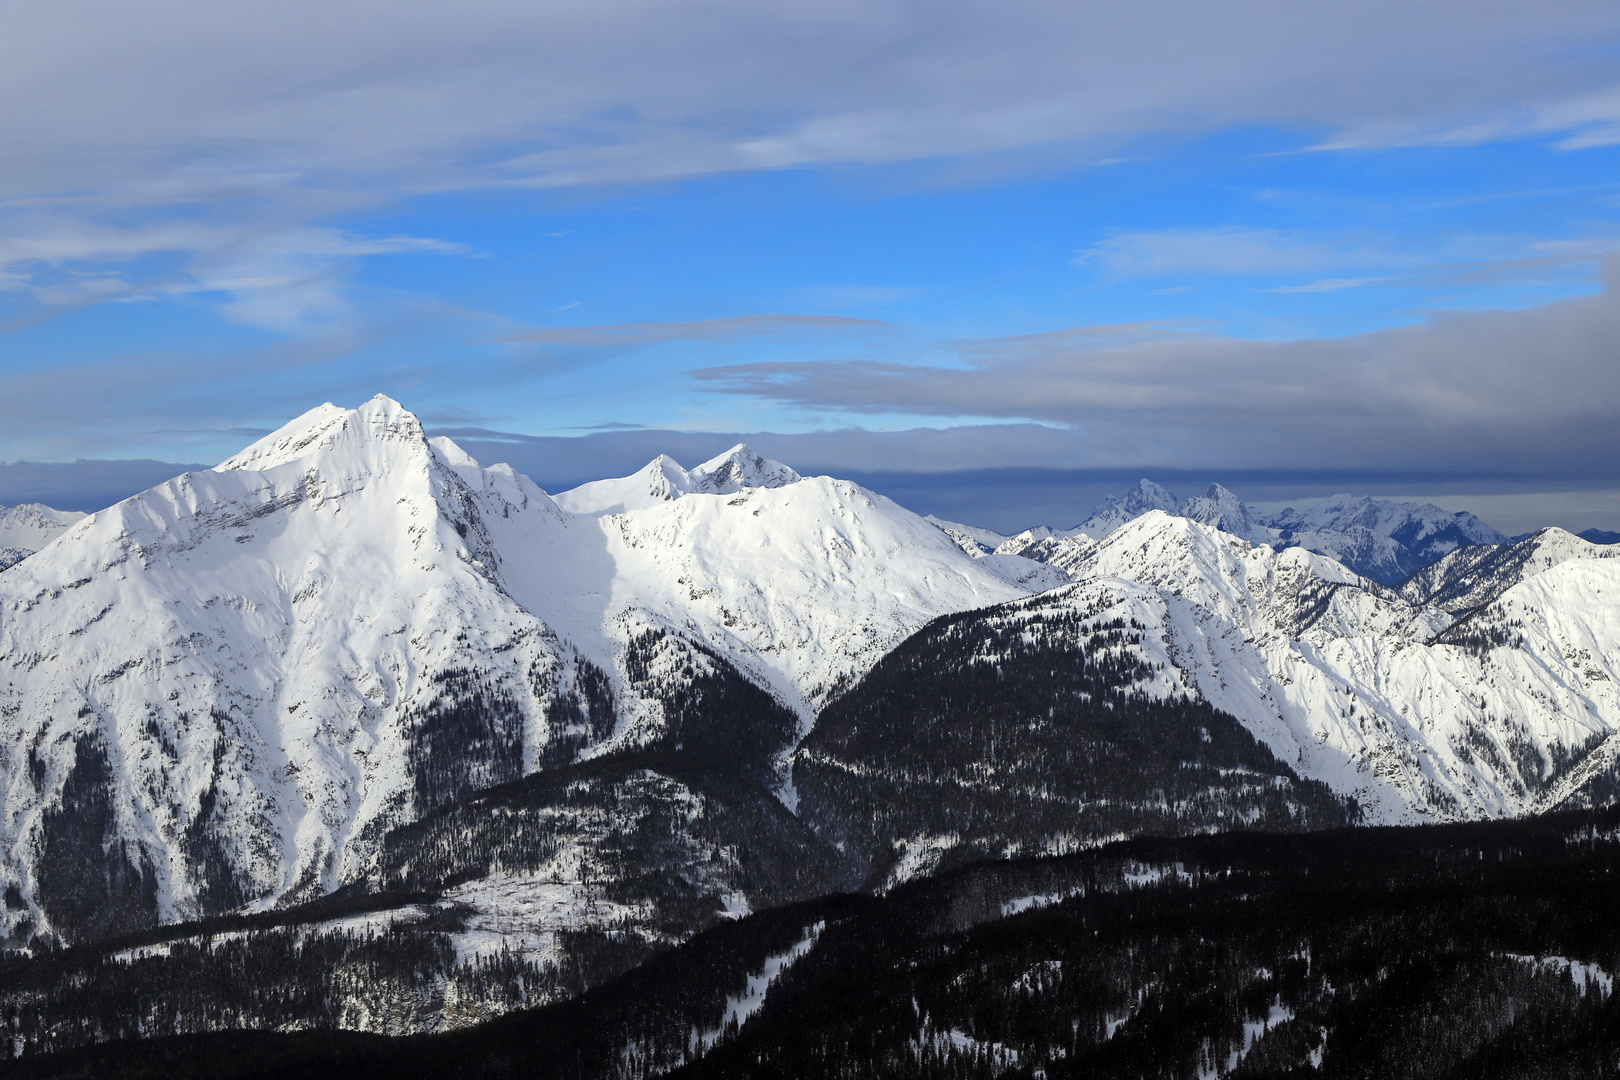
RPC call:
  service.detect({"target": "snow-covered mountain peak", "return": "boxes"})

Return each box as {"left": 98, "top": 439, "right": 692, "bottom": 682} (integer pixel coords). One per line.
{"left": 554, "top": 455, "right": 695, "bottom": 516}
{"left": 523, "top": 474, "right": 1053, "bottom": 715}
{"left": 1180, "top": 483, "right": 1270, "bottom": 545}
{"left": 555, "top": 444, "right": 800, "bottom": 516}
{"left": 0, "top": 395, "right": 625, "bottom": 937}
{"left": 1269, "top": 493, "right": 1505, "bottom": 554}
{"left": 1131, "top": 479, "right": 1178, "bottom": 508}
{"left": 688, "top": 443, "right": 800, "bottom": 494}
{"left": 1055, "top": 480, "right": 1512, "bottom": 585}
{"left": 1399, "top": 526, "right": 1620, "bottom": 613}
{"left": 1073, "top": 479, "right": 1181, "bottom": 537}
{"left": 428, "top": 434, "right": 478, "bottom": 469}
{"left": 215, "top": 395, "right": 424, "bottom": 475}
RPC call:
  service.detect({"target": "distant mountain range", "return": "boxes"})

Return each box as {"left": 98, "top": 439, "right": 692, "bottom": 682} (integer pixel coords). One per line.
{"left": 3, "top": 395, "right": 1619, "bottom": 1057}
{"left": 932, "top": 478, "right": 1511, "bottom": 585}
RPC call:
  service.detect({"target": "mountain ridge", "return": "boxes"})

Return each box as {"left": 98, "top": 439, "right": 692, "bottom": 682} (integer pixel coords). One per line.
{"left": 2, "top": 394, "right": 1619, "bottom": 1055}
{"left": 0, "top": 396, "right": 1056, "bottom": 950}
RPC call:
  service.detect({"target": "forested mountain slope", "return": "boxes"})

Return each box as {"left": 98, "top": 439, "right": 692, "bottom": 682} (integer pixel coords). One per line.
{"left": 9, "top": 808, "right": 1619, "bottom": 1079}
{"left": 794, "top": 589, "right": 1355, "bottom": 886}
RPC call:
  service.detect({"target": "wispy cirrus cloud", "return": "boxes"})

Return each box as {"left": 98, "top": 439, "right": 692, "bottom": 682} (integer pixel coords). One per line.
{"left": 1, "top": 0, "right": 1618, "bottom": 333}
{"left": 1267, "top": 276, "right": 1387, "bottom": 293}
{"left": 1075, "top": 227, "right": 1403, "bottom": 278}
{"left": 0, "top": 219, "right": 469, "bottom": 332}
{"left": 497, "top": 314, "right": 891, "bottom": 347}
{"left": 1073, "top": 223, "right": 1620, "bottom": 294}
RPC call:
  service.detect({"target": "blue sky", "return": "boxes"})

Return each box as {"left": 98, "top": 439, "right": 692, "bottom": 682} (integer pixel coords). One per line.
{"left": 4, "top": 0, "right": 1620, "bottom": 532}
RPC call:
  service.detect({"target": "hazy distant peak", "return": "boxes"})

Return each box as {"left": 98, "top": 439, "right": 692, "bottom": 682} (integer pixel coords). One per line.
{"left": 1180, "top": 483, "right": 1269, "bottom": 544}
{"left": 0, "top": 500, "right": 90, "bottom": 569}
{"left": 1072, "top": 478, "right": 1181, "bottom": 537}
{"left": 556, "top": 443, "right": 800, "bottom": 515}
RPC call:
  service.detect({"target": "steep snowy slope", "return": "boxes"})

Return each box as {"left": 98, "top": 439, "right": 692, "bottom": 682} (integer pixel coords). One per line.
{"left": 994, "top": 530, "right": 1098, "bottom": 579}
{"left": 0, "top": 503, "right": 87, "bottom": 570}
{"left": 984, "top": 511, "right": 1620, "bottom": 822}
{"left": 0, "top": 398, "right": 618, "bottom": 943}
{"left": 924, "top": 515, "right": 1009, "bottom": 557}
{"left": 503, "top": 471, "right": 1060, "bottom": 722}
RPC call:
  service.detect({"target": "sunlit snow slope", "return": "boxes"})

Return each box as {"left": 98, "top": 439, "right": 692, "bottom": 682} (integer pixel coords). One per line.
{"left": 0, "top": 398, "right": 622, "bottom": 940}
{"left": 529, "top": 447, "right": 1062, "bottom": 717}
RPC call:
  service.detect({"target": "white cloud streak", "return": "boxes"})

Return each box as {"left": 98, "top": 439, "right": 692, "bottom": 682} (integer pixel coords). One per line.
{"left": 1267, "top": 277, "right": 1388, "bottom": 293}
{"left": 1076, "top": 228, "right": 1404, "bottom": 277}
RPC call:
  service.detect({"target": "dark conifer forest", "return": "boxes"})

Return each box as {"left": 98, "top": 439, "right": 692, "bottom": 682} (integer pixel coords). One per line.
{"left": 6, "top": 809, "right": 1620, "bottom": 1078}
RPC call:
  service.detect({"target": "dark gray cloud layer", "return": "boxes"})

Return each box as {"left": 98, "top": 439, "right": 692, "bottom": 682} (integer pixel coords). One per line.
{"left": 0, "top": 459, "right": 210, "bottom": 513}
{"left": 8, "top": 424, "right": 1616, "bottom": 533}
{"left": 695, "top": 263, "right": 1620, "bottom": 478}
{"left": 443, "top": 426, "right": 1620, "bottom": 535}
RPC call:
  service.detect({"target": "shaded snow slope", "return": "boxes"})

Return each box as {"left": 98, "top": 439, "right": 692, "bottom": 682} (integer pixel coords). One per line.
{"left": 994, "top": 511, "right": 1620, "bottom": 822}
{"left": 924, "top": 516, "right": 1009, "bottom": 557}
{"left": 1265, "top": 492, "right": 1506, "bottom": 584}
